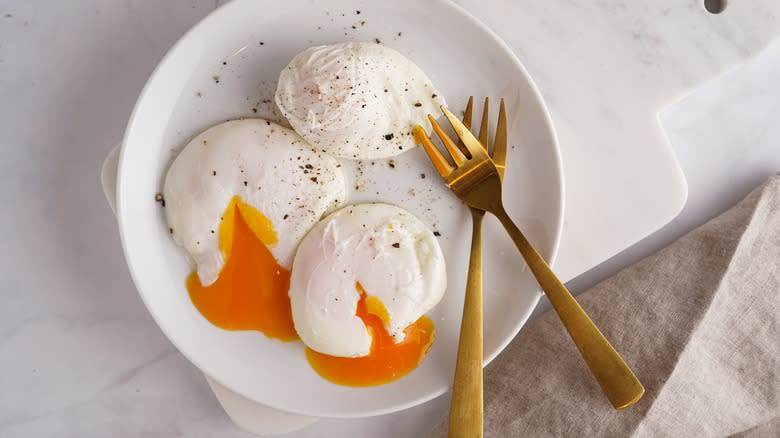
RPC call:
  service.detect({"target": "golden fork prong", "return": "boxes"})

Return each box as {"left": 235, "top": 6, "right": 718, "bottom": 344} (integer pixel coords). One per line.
{"left": 493, "top": 98, "right": 507, "bottom": 180}
{"left": 428, "top": 114, "right": 468, "bottom": 165}
{"left": 463, "top": 96, "right": 474, "bottom": 131}
{"left": 479, "top": 97, "right": 490, "bottom": 148}
{"left": 455, "top": 97, "right": 475, "bottom": 157}
{"left": 440, "top": 106, "right": 489, "bottom": 161}
{"left": 413, "top": 125, "right": 453, "bottom": 177}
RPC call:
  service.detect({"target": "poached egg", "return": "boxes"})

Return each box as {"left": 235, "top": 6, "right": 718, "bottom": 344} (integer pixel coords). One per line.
{"left": 289, "top": 203, "right": 446, "bottom": 359}
{"left": 163, "top": 119, "right": 347, "bottom": 339}
{"left": 275, "top": 42, "right": 446, "bottom": 160}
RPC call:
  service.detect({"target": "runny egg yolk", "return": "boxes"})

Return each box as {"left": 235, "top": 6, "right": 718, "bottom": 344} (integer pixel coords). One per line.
{"left": 186, "top": 196, "right": 298, "bottom": 341}
{"left": 305, "top": 283, "right": 435, "bottom": 386}
{"left": 185, "top": 197, "right": 434, "bottom": 384}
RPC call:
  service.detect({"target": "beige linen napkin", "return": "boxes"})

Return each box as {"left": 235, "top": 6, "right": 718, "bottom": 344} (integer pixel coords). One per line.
{"left": 432, "top": 174, "right": 780, "bottom": 438}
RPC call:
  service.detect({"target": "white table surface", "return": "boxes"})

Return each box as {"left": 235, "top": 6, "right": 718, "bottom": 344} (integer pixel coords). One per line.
{"left": 2, "top": 1, "right": 779, "bottom": 437}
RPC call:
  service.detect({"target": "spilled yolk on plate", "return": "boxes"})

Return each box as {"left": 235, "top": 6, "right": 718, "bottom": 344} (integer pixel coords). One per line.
{"left": 186, "top": 195, "right": 298, "bottom": 341}
{"left": 305, "top": 283, "right": 435, "bottom": 386}
{"left": 186, "top": 197, "right": 434, "bottom": 385}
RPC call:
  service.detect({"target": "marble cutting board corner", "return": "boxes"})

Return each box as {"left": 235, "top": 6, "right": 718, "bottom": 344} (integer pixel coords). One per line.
{"left": 454, "top": 0, "right": 780, "bottom": 281}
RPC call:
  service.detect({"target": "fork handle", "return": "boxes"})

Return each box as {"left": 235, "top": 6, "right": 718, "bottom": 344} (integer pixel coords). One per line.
{"left": 492, "top": 206, "right": 645, "bottom": 409}
{"left": 448, "top": 208, "right": 484, "bottom": 438}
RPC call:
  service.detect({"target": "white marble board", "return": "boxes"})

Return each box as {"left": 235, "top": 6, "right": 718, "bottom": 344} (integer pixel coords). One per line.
{"left": 458, "top": 0, "right": 780, "bottom": 281}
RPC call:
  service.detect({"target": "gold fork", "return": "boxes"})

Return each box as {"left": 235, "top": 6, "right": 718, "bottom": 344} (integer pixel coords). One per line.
{"left": 429, "top": 97, "right": 504, "bottom": 438}
{"left": 413, "top": 102, "right": 644, "bottom": 422}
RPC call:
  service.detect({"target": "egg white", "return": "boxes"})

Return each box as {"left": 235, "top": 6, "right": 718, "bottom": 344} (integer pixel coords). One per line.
{"left": 163, "top": 119, "right": 347, "bottom": 286}
{"left": 275, "top": 42, "right": 446, "bottom": 160}
{"left": 289, "top": 203, "right": 446, "bottom": 357}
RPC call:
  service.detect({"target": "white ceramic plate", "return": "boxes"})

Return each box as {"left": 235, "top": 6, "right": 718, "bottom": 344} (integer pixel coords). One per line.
{"left": 116, "top": 0, "right": 563, "bottom": 418}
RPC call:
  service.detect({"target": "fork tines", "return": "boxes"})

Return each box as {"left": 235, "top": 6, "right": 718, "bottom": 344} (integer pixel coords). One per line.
{"left": 413, "top": 97, "right": 507, "bottom": 181}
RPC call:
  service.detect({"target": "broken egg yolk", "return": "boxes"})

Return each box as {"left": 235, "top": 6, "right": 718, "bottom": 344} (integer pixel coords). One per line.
{"left": 305, "top": 283, "right": 435, "bottom": 386}
{"left": 186, "top": 196, "right": 298, "bottom": 341}
{"left": 185, "top": 197, "right": 434, "bottom": 385}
